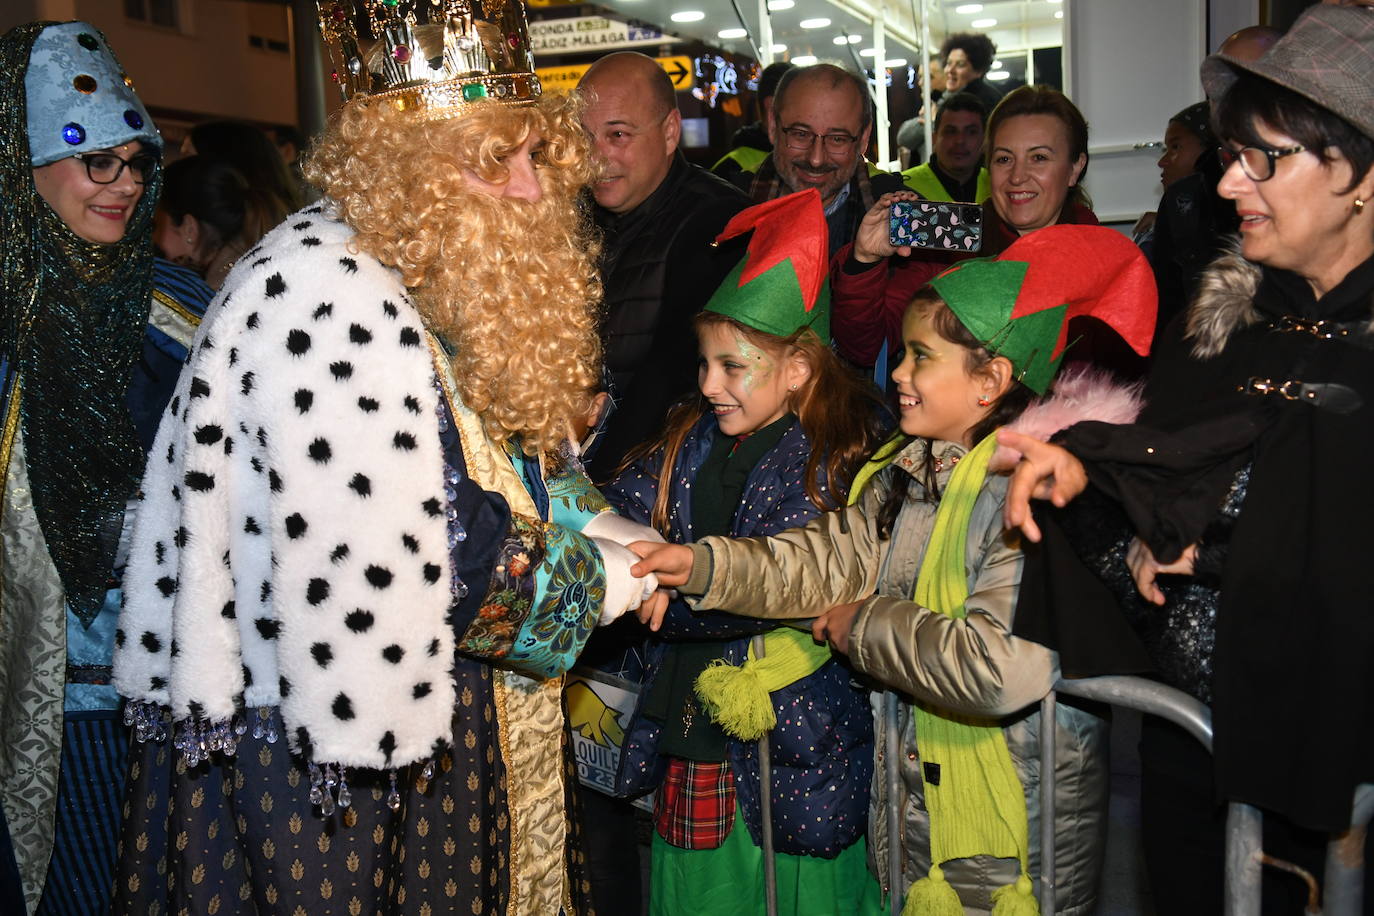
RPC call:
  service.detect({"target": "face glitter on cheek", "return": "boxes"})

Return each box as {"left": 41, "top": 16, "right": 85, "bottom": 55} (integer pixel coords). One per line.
{"left": 735, "top": 333, "right": 775, "bottom": 393}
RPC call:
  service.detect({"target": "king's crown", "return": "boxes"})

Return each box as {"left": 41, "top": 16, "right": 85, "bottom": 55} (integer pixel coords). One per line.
{"left": 317, "top": 0, "right": 541, "bottom": 119}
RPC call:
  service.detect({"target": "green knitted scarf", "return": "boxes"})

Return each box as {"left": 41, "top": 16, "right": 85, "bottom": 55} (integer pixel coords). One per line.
{"left": 901, "top": 432, "right": 1037, "bottom": 915}
{"left": 694, "top": 625, "right": 832, "bottom": 742}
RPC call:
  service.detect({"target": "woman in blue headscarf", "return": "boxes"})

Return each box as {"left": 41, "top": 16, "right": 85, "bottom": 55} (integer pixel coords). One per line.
{"left": 0, "top": 20, "right": 212, "bottom": 915}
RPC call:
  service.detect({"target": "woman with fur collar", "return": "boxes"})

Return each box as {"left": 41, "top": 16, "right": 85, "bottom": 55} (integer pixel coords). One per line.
{"left": 1004, "top": 6, "right": 1374, "bottom": 912}
{"left": 109, "top": 9, "right": 660, "bottom": 914}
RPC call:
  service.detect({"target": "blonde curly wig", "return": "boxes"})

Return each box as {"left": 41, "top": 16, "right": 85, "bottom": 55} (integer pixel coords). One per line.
{"left": 303, "top": 92, "right": 603, "bottom": 457}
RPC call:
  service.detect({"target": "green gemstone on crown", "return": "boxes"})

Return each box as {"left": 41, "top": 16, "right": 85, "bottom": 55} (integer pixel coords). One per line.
{"left": 461, "top": 82, "right": 487, "bottom": 101}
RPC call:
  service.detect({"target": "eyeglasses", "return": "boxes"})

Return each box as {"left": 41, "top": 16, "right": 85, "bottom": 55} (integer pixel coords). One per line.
{"left": 1217, "top": 144, "right": 1306, "bottom": 182}
{"left": 72, "top": 150, "right": 160, "bottom": 185}
{"left": 780, "top": 126, "right": 860, "bottom": 153}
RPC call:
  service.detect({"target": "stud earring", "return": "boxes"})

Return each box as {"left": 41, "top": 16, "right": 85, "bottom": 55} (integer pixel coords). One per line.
{"left": 1356, "top": 198, "right": 1366, "bottom": 213}
{"left": 977, "top": 396, "right": 990, "bottom": 407}
{"left": 789, "top": 383, "right": 798, "bottom": 391}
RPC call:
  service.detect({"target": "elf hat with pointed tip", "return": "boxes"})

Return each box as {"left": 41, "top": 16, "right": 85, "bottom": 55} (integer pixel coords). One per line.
{"left": 928, "top": 224, "right": 1156, "bottom": 394}
{"left": 704, "top": 187, "right": 831, "bottom": 342}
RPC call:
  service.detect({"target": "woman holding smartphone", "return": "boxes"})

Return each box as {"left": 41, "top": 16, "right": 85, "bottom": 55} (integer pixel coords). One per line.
{"left": 830, "top": 86, "right": 1099, "bottom": 369}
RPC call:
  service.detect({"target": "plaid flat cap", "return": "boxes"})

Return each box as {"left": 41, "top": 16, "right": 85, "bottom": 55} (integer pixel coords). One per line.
{"left": 1202, "top": 4, "right": 1374, "bottom": 139}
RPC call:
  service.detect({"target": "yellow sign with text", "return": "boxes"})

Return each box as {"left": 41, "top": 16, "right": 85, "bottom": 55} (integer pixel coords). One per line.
{"left": 535, "top": 55, "right": 695, "bottom": 93}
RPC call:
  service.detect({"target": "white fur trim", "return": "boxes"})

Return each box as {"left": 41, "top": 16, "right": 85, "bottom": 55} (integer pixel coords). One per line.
{"left": 115, "top": 207, "right": 456, "bottom": 769}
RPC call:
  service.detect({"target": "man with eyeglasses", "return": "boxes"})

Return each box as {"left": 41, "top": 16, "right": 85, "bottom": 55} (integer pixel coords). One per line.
{"left": 577, "top": 52, "right": 748, "bottom": 483}
{"left": 729, "top": 63, "right": 903, "bottom": 260}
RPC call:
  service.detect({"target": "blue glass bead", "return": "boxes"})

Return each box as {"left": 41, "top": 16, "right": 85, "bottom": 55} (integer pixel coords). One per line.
{"left": 62, "top": 123, "right": 85, "bottom": 145}
{"left": 124, "top": 109, "right": 144, "bottom": 129}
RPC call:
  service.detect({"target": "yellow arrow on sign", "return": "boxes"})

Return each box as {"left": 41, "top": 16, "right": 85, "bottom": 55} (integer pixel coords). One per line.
{"left": 657, "top": 55, "right": 693, "bottom": 90}
{"left": 536, "top": 55, "right": 694, "bottom": 93}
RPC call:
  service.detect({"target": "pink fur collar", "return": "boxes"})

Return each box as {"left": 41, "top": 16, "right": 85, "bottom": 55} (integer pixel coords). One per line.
{"left": 988, "top": 367, "right": 1143, "bottom": 472}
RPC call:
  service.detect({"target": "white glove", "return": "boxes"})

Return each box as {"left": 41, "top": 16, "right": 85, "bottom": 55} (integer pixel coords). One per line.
{"left": 581, "top": 511, "right": 667, "bottom": 547}
{"left": 590, "top": 537, "right": 659, "bottom": 626}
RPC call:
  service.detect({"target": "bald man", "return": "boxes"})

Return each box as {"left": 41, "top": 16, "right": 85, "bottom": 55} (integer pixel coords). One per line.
{"left": 1218, "top": 24, "right": 1282, "bottom": 62}
{"left": 578, "top": 53, "right": 747, "bottom": 482}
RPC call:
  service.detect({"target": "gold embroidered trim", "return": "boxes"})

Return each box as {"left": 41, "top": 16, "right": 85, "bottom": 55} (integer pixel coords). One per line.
{"left": 426, "top": 333, "right": 568, "bottom": 912}
{"left": 426, "top": 334, "right": 537, "bottom": 518}
{"left": 495, "top": 669, "right": 570, "bottom": 914}
{"left": 148, "top": 289, "right": 201, "bottom": 348}
{"left": 0, "top": 380, "right": 20, "bottom": 606}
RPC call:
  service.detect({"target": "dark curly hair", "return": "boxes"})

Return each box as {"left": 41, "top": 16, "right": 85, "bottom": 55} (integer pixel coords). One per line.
{"left": 940, "top": 32, "right": 997, "bottom": 75}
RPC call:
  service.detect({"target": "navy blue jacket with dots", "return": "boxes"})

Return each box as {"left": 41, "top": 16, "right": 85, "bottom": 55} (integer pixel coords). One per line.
{"left": 602, "top": 412, "right": 873, "bottom": 859}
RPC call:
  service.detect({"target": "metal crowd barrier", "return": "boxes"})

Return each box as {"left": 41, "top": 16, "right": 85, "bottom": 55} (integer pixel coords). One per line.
{"left": 1035, "top": 675, "right": 1372, "bottom": 916}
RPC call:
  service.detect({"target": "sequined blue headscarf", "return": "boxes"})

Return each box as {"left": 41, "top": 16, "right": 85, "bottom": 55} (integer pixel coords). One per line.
{"left": 0, "top": 21, "right": 163, "bottom": 625}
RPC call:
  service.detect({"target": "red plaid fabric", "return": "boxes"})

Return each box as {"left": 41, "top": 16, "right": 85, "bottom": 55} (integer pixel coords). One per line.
{"left": 653, "top": 758, "right": 736, "bottom": 850}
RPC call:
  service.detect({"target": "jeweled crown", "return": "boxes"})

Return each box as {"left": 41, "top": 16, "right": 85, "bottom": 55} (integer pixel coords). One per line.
{"left": 317, "top": 0, "right": 541, "bottom": 119}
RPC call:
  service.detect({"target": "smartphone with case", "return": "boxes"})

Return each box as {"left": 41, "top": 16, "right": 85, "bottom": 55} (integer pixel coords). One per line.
{"left": 888, "top": 200, "right": 983, "bottom": 253}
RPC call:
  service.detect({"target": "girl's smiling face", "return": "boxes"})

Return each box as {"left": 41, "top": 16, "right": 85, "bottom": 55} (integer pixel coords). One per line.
{"left": 697, "top": 321, "right": 808, "bottom": 438}
{"left": 891, "top": 304, "right": 997, "bottom": 446}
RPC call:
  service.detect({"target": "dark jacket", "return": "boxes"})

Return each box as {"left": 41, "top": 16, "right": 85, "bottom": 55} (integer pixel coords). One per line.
{"left": 585, "top": 154, "right": 748, "bottom": 482}
{"left": 1020, "top": 246, "right": 1374, "bottom": 833}
{"left": 958, "top": 75, "right": 1005, "bottom": 112}
{"left": 729, "top": 121, "right": 771, "bottom": 152}
{"left": 1148, "top": 152, "right": 1234, "bottom": 349}
{"left": 602, "top": 413, "right": 874, "bottom": 858}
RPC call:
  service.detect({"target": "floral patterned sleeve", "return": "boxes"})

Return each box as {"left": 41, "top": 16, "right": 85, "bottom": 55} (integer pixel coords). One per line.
{"left": 446, "top": 443, "right": 608, "bottom": 680}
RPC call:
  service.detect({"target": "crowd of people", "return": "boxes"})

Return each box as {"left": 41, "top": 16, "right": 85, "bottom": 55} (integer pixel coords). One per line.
{"left": 0, "top": 1, "right": 1370, "bottom": 915}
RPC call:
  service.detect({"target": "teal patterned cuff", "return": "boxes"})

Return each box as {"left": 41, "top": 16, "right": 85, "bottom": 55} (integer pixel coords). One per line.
{"left": 505, "top": 524, "right": 604, "bottom": 678}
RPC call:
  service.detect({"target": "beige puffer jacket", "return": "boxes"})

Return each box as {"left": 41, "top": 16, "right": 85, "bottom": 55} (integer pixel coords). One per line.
{"left": 682, "top": 436, "right": 1108, "bottom": 915}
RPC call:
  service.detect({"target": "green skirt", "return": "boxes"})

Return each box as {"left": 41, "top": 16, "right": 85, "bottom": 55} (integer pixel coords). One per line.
{"left": 649, "top": 805, "right": 885, "bottom": 916}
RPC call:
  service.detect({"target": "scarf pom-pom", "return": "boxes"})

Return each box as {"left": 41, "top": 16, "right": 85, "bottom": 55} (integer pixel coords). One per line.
{"left": 694, "top": 659, "right": 775, "bottom": 741}
{"left": 902, "top": 864, "right": 965, "bottom": 916}
{"left": 991, "top": 873, "right": 1040, "bottom": 915}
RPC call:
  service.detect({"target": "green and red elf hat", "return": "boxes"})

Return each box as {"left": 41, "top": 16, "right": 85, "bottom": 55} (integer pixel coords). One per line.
{"left": 704, "top": 188, "right": 832, "bottom": 341}
{"left": 929, "top": 224, "right": 1157, "bottom": 394}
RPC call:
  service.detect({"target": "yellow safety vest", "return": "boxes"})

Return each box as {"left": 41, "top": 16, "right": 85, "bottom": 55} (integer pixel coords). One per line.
{"left": 900, "top": 163, "right": 990, "bottom": 203}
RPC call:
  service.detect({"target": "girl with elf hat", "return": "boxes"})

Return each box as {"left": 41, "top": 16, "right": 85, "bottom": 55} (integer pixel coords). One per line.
{"left": 602, "top": 187, "right": 889, "bottom": 915}
{"left": 630, "top": 224, "right": 1156, "bottom": 914}
{"left": 0, "top": 20, "right": 212, "bottom": 915}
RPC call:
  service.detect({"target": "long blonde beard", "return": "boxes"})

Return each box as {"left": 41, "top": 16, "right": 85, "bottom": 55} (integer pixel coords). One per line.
{"left": 411, "top": 186, "right": 602, "bottom": 457}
